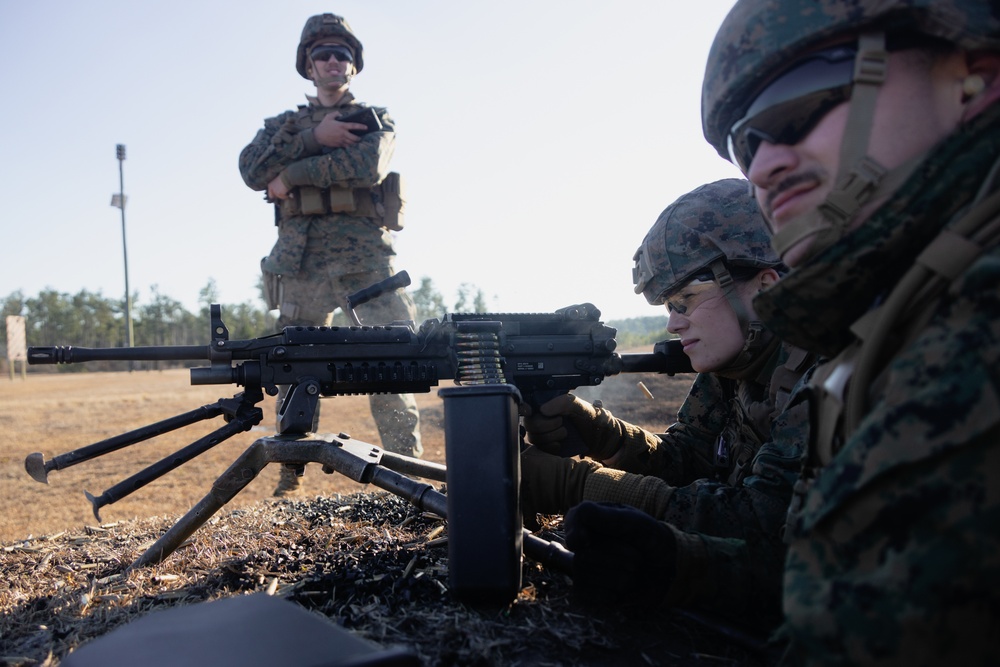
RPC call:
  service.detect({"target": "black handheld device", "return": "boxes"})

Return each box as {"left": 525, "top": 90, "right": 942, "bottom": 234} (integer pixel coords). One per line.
{"left": 338, "top": 107, "right": 383, "bottom": 135}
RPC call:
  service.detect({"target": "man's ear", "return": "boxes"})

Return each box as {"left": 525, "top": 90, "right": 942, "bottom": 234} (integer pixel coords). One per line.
{"left": 962, "top": 51, "right": 1000, "bottom": 121}
{"left": 757, "top": 268, "right": 781, "bottom": 291}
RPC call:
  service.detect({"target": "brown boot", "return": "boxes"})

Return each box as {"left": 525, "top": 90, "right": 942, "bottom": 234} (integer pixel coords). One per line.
{"left": 273, "top": 464, "right": 305, "bottom": 497}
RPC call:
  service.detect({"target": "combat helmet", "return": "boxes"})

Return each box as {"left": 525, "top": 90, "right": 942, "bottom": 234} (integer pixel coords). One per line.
{"left": 633, "top": 178, "right": 783, "bottom": 375}
{"left": 702, "top": 0, "right": 1000, "bottom": 162}
{"left": 701, "top": 0, "right": 1000, "bottom": 263}
{"left": 633, "top": 178, "right": 780, "bottom": 306}
{"left": 296, "top": 13, "right": 364, "bottom": 79}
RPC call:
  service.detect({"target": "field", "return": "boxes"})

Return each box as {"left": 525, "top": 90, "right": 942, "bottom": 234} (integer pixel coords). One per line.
{"left": 0, "top": 369, "right": 442, "bottom": 544}
{"left": 0, "top": 367, "right": 774, "bottom": 665}
{"left": 0, "top": 367, "right": 688, "bottom": 543}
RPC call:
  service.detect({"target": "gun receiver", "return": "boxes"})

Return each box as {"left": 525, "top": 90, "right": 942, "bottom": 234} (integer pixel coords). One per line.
{"left": 24, "top": 272, "right": 692, "bottom": 604}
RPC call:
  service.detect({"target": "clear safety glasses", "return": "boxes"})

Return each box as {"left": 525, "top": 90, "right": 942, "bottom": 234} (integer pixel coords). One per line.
{"left": 664, "top": 279, "right": 720, "bottom": 315}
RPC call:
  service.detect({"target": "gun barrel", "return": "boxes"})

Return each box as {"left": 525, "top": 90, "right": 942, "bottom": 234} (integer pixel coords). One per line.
{"left": 619, "top": 339, "right": 694, "bottom": 376}
{"left": 27, "top": 345, "right": 209, "bottom": 365}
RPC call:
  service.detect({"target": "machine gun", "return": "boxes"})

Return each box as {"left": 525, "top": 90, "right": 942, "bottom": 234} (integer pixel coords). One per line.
{"left": 24, "top": 272, "right": 693, "bottom": 605}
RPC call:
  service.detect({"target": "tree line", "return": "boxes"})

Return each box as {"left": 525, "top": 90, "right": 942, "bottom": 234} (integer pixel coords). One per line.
{"left": 1, "top": 278, "right": 667, "bottom": 374}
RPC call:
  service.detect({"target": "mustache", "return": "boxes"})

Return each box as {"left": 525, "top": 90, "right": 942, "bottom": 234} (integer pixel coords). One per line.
{"left": 762, "top": 171, "right": 823, "bottom": 221}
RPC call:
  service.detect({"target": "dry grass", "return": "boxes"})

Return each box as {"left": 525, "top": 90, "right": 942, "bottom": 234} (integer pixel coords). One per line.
{"left": 0, "top": 367, "right": 775, "bottom": 665}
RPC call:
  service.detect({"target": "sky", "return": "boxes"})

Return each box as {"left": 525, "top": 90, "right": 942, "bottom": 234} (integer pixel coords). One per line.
{"left": 0, "top": 0, "right": 743, "bottom": 323}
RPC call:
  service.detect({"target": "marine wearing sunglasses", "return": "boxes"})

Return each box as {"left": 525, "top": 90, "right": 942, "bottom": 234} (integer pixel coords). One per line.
{"left": 727, "top": 46, "right": 857, "bottom": 174}
{"left": 310, "top": 44, "right": 354, "bottom": 64}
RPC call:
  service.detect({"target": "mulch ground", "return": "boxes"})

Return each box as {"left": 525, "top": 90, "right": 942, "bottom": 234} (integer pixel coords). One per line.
{"left": 0, "top": 491, "right": 778, "bottom": 666}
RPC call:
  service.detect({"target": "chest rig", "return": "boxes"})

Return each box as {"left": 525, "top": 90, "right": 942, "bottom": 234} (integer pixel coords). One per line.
{"left": 804, "top": 181, "right": 1000, "bottom": 473}
{"left": 716, "top": 344, "right": 813, "bottom": 486}
{"left": 276, "top": 105, "right": 405, "bottom": 231}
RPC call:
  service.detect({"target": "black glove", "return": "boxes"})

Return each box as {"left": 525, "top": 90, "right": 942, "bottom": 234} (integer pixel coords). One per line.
{"left": 565, "top": 501, "right": 675, "bottom": 608}
{"left": 523, "top": 393, "right": 654, "bottom": 461}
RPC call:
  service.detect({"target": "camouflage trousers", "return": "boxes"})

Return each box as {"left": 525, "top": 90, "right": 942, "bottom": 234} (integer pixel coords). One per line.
{"left": 273, "top": 261, "right": 422, "bottom": 458}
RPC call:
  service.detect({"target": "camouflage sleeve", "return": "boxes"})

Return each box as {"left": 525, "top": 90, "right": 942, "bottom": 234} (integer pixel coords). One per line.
{"left": 238, "top": 107, "right": 396, "bottom": 191}
{"left": 783, "top": 252, "right": 1000, "bottom": 665}
{"left": 583, "top": 389, "right": 807, "bottom": 540}
{"left": 612, "top": 372, "right": 733, "bottom": 484}
{"left": 279, "top": 107, "right": 396, "bottom": 190}
{"left": 661, "top": 387, "right": 807, "bottom": 539}
{"left": 238, "top": 109, "right": 308, "bottom": 191}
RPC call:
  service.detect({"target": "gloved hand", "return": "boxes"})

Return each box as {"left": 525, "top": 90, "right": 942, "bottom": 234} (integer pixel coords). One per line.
{"left": 523, "top": 394, "right": 633, "bottom": 461}
{"left": 520, "top": 446, "right": 601, "bottom": 527}
{"left": 565, "top": 501, "right": 675, "bottom": 608}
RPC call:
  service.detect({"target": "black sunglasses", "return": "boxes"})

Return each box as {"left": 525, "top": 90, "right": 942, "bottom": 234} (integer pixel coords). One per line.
{"left": 310, "top": 44, "right": 354, "bottom": 64}
{"left": 727, "top": 46, "right": 857, "bottom": 173}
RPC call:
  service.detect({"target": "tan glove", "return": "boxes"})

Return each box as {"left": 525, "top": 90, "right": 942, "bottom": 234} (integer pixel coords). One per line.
{"left": 520, "top": 446, "right": 601, "bottom": 524}
{"left": 523, "top": 393, "right": 652, "bottom": 462}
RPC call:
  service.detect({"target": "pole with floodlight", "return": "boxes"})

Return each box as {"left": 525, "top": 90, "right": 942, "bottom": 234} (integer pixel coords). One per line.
{"left": 112, "top": 144, "right": 135, "bottom": 361}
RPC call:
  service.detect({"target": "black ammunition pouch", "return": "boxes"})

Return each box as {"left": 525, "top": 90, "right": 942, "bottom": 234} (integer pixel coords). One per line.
{"left": 373, "top": 172, "right": 405, "bottom": 231}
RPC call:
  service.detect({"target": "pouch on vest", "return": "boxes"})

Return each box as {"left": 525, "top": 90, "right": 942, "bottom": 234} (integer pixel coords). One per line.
{"left": 260, "top": 257, "right": 282, "bottom": 311}
{"left": 299, "top": 187, "right": 326, "bottom": 215}
{"left": 328, "top": 186, "right": 357, "bottom": 213}
{"left": 373, "top": 172, "right": 406, "bottom": 231}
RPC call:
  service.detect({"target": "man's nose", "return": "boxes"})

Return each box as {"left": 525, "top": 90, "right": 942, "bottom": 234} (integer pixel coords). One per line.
{"left": 747, "top": 140, "right": 797, "bottom": 188}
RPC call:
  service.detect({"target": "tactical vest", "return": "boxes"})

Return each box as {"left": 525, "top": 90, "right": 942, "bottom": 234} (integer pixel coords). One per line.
{"left": 716, "top": 344, "right": 814, "bottom": 486}
{"left": 806, "top": 181, "right": 1000, "bottom": 469}
{"left": 276, "top": 105, "right": 405, "bottom": 231}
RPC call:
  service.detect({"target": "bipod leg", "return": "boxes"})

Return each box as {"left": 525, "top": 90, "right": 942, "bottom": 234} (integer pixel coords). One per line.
{"left": 86, "top": 393, "right": 263, "bottom": 521}
{"left": 25, "top": 403, "right": 227, "bottom": 484}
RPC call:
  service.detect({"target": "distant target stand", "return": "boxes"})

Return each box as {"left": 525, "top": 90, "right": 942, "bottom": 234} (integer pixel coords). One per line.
{"left": 6, "top": 316, "right": 27, "bottom": 380}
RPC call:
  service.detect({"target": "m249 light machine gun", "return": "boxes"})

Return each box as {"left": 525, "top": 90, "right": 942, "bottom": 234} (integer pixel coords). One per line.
{"left": 25, "top": 272, "right": 692, "bottom": 605}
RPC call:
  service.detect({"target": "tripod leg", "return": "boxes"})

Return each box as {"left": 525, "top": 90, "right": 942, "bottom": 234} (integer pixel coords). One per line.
{"left": 127, "top": 438, "right": 271, "bottom": 570}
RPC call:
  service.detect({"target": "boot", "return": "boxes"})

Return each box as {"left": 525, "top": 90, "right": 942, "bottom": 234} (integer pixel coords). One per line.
{"left": 273, "top": 463, "right": 305, "bottom": 497}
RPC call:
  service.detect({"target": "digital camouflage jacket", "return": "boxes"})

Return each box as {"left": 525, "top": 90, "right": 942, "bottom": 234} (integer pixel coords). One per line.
{"left": 584, "top": 341, "right": 814, "bottom": 630}
{"left": 239, "top": 92, "right": 397, "bottom": 277}
{"left": 753, "top": 104, "right": 1000, "bottom": 665}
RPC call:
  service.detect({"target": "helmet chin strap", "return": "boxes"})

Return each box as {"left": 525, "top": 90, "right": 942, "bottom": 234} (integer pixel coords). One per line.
{"left": 314, "top": 72, "right": 352, "bottom": 88}
{"left": 771, "top": 32, "right": 923, "bottom": 263}
{"left": 710, "top": 259, "right": 772, "bottom": 376}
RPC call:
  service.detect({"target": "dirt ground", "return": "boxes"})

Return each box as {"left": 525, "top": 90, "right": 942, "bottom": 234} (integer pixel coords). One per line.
{"left": 0, "top": 364, "right": 692, "bottom": 545}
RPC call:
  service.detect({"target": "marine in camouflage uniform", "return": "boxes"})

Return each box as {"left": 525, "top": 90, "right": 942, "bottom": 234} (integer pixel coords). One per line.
{"left": 700, "top": 1, "right": 1000, "bottom": 663}
{"left": 522, "top": 179, "right": 814, "bottom": 629}
{"left": 239, "top": 14, "right": 421, "bottom": 495}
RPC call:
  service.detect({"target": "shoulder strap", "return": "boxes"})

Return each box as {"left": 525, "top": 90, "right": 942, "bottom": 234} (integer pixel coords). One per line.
{"left": 844, "top": 186, "right": 1000, "bottom": 433}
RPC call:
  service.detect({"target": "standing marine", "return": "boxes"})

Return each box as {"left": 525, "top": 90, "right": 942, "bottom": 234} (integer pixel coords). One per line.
{"left": 239, "top": 14, "right": 422, "bottom": 496}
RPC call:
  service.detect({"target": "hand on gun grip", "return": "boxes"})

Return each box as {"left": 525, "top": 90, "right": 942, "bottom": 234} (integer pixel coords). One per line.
{"left": 523, "top": 394, "right": 623, "bottom": 461}
{"left": 565, "top": 501, "right": 675, "bottom": 608}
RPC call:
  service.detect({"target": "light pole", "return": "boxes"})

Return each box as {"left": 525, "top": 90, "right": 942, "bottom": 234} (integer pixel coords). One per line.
{"left": 112, "top": 144, "right": 135, "bottom": 354}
